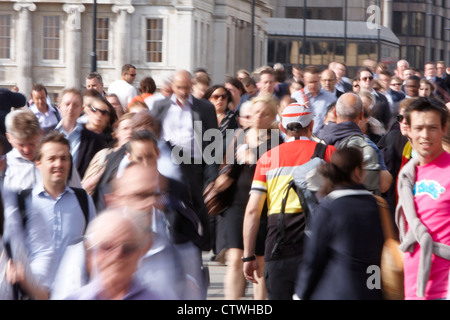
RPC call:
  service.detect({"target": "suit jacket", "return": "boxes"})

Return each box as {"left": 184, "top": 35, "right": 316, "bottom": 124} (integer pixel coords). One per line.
{"left": 371, "top": 91, "right": 392, "bottom": 130}
{"left": 92, "top": 145, "right": 126, "bottom": 212}
{"left": 77, "top": 127, "right": 108, "bottom": 180}
{"left": 151, "top": 96, "right": 219, "bottom": 186}
{"left": 151, "top": 95, "right": 220, "bottom": 251}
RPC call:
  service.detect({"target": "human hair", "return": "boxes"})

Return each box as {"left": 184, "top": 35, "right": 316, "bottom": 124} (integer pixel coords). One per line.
{"left": 86, "top": 72, "right": 103, "bottom": 84}
{"left": 403, "top": 96, "right": 448, "bottom": 129}
{"left": 31, "top": 83, "right": 48, "bottom": 96}
{"left": 122, "top": 64, "right": 136, "bottom": 74}
{"left": 5, "top": 108, "right": 41, "bottom": 140}
{"left": 236, "top": 69, "right": 250, "bottom": 78}
{"left": 303, "top": 65, "right": 320, "bottom": 75}
{"left": 335, "top": 93, "right": 363, "bottom": 121}
{"left": 84, "top": 89, "right": 118, "bottom": 128}
{"left": 257, "top": 67, "right": 275, "bottom": 82}
{"left": 193, "top": 72, "right": 211, "bottom": 87}
{"left": 318, "top": 146, "right": 364, "bottom": 195}
{"left": 250, "top": 93, "right": 278, "bottom": 118}
{"left": 35, "top": 130, "right": 70, "bottom": 161}
{"left": 357, "top": 66, "right": 374, "bottom": 79}
{"left": 241, "top": 76, "right": 256, "bottom": 88}
{"left": 57, "top": 87, "right": 83, "bottom": 106}
{"left": 125, "top": 129, "right": 159, "bottom": 154}
{"left": 419, "top": 78, "right": 435, "bottom": 92}
{"left": 131, "top": 110, "right": 161, "bottom": 138}
{"left": 225, "top": 77, "right": 246, "bottom": 95}
{"left": 379, "top": 70, "right": 392, "bottom": 77}
{"left": 202, "top": 85, "right": 232, "bottom": 104}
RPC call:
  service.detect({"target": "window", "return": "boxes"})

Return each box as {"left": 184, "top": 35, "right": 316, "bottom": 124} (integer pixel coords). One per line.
{"left": 96, "top": 18, "right": 109, "bottom": 61}
{"left": 392, "top": 12, "right": 425, "bottom": 36}
{"left": 0, "top": 15, "right": 11, "bottom": 59}
{"left": 43, "top": 16, "right": 60, "bottom": 60}
{"left": 146, "top": 18, "right": 163, "bottom": 63}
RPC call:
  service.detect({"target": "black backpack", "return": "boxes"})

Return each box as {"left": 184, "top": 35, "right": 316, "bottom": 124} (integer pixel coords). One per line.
{"left": 271, "top": 142, "right": 327, "bottom": 259}
{"left": 17, "top": 187, "right": 89, "bottom": 231}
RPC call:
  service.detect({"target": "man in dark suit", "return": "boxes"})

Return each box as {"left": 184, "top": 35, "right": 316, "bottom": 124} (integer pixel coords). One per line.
{"left": 151, "top": 69, "right": 219, "bottom": 252}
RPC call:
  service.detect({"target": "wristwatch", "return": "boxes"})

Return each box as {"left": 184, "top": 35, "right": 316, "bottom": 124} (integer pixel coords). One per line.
{"left": 241, "top": 254, "right": 256, "bottom": 262}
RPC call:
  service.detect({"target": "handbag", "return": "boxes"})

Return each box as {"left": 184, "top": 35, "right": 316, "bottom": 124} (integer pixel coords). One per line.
{"left": 374, "top": 195, "right": 404, "bottom": 300}
{"left": 203, "top": 129, "right": 243, "bottom": 217}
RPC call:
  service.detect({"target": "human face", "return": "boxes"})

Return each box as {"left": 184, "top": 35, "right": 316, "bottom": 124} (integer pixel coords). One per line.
{"left": 303, "top": 72, "right": 320, "bottom": 96}
{"left": 36, "top": 142, "right": 71, "bottom": 187}
{"left": 89, "top": 219, "right": 143, "bottom": 295}
{"left": 86, "top": 100, "right": 111, "bottom": 132}
{"left": 58, "top": 92, "right": 83, "bottom": 122}
{"left": 403, "top": 69, "right": 414, "bottom": 80}
{"left": 257, "top": 73, "right": 275, "bottom": 95}
{"left": 320, "top": 71, "right": 336, "bottom": 92}
{"left": 224, "top": 83, "right": 242, "bottom": 105}
{"left": 397, "top": 109, "right": 409, "bottom": 137}
{"left": 31, "top": 89, "right": 48, "bottom": 112}
{"left": 123, "top": 68, "right": 137, "bottom": 84}
{"left": 244, "top": 84, "right": 257, "bottom": 96}
{"left": 333, "top": 63, "right": 346, "bottom": 80}
{"left": 86, "top": 78, "right": 104, "bottom": 94}
{"left": 407, "top": 110, "right": 446, "bottom": 165}
{"left": 358, "top": 71, "right": 374, "bottom": 91}
{"left": 7, "top": 134, "right": 41, "bottom": 161}
{"left": 128, "top": 140, "right": 160, "bottom": 168}
{"left": 404, "top": 79, "right": 419, "bottom": 97}
{"left": 106, "top": 96, "right": 124, "bottom": 118}
{"left": 390, "top": 79, "right": 403, "bottom": 92}
{"left": 419, "top": 83, "right": 432, "bottom": 97}
{"left": 437, "top": 63, "right": 445, "bottom": 77}
{"left": 171, "top": 72, "right": 192, "bottom": 105}
{"left": 377, "top": 74, "right": 391, "bottom": 91}
{"left": 111, "top": 165, "right": 161, "bottom": 213}
{"left": 424, "top": 64, "right": 436, "bottom": 78}
{"left": 253, "top": 101, "right": 275, "bottom": 129}
{"left": 397, "top": 61, "right": 408, "bottom": 78}
{"left": 209, "top": 88, "right": 228, "bottom": 113}
{"left": 352, "top": 81, "right": 360, "bottom": 93}
{"left": 115, "top": 118, "right": 133, "bottom": 147}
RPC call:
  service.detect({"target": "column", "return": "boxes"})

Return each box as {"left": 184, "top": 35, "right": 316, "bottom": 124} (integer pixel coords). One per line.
{"left": 175, "top": 5, "right": 194, "bottom": 71}
{"left": 111, "top": 4, "right": 135, "bottom": 78}
{"left": 13, "top": 2, "right": 36, "bottom": 96}
{"left": 63, "top": 4, "right": 85, "bottom": 89}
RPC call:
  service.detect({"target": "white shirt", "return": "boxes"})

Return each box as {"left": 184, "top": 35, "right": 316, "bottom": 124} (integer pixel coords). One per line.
{"left": 29, "top": 103, "right": 60, "bottom": 134}
{"left": 161, "top": 95, "right": 195, "bottom": 159}
{"left": 107, "top": 79, "right": 138, "bottom": 111}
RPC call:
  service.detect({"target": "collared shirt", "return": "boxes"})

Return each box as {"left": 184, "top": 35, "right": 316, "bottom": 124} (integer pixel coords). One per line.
{"left": 65, "top": 277, "right": 163, "bottom": 300}
{"left": 29, "top": 103, "right": 60, "bottom": 134}
{"left": 56, "top": 121, "right": 84, "bottom": 167}
{"left": 161, "top": 94, "right": 195, "bottom": 156}
{"left": 291, "top": 88, "right": 336, "bottom": 135}
{"left": 30, "top": 184, "right": 96, "bottom": 278}
{"left": 4, "top": 148, "right": 40, "bottom": 192}
{"left": 2, "top": 187, "right": 55, "bottom": 289}
{"left": 3, "top": 148, "right": 82, "bottom": 193}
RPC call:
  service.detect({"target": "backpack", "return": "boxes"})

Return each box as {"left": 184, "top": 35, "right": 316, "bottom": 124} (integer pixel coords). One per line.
{"left": 271, "top": 142, "right": 327, "bottom": 259}
{"left": 17, "top": 187, "right": 90, "bottom": 231}
{"left": 338, "top": 134, "right": 381, "bottom": 195}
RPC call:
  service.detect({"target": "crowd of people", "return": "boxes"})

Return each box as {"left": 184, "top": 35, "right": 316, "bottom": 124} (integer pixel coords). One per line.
{"left": 0, "top": 57, "right": 449, "bottom": 300}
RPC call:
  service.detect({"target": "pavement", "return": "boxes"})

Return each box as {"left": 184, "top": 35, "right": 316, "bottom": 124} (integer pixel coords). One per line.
{"left": 202, "top": 250, "right": 254, "bottom": 300}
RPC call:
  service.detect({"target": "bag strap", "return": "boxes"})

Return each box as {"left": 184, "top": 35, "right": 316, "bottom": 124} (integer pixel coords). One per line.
{"left": 373, "top": 195, "right": 397, "bottom": 241}
{"left": 17, "top": 189, "right": 33, "bottom": 228}
{"left": 71, "top": 187, "right": 90, "bottom": 232}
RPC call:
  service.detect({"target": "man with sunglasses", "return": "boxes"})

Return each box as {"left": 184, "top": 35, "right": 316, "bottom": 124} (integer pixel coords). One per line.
{"left": 107, "top": 64, "right": 138, "bottom": 111}
{"left": 357, "top": 66, "right": 391, "bottom": 130}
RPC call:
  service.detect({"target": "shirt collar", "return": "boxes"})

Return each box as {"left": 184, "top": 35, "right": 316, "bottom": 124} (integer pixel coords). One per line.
{"left": 35, "top": 183, "right": 73, "bottom": 198}
{"left": 170, "top": 94, "right": 193, "bottom": 108}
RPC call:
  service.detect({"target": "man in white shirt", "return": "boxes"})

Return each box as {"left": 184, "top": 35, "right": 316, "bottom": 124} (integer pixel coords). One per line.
{"left": 28, "top": 84, "right": 60, "bottom": 134}
{"left": 107, "top": 64, "right": 138, "bottom": 111}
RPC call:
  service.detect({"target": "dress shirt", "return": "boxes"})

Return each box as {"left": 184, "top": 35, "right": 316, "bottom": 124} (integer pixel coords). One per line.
{"left": 30, "top": 184, "right": 96, "bottom": 278}
{"left": 291, "top": 88, "right": 337, "bottom": 135}
{"left": 56, "top": 121, "right": 83, "bottom": 167}
{"left": 161, "top": 95, "right": 195, "bottom": 157}
{"left": 4, "top": 148, "right": 40, "bottom": 192}
{"left": 29, "top": 103, "right": 60, "bottom": 134}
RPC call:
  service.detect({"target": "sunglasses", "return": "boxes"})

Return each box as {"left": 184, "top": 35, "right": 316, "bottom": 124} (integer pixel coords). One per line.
{"left": 396, "top": 114, "right": 405, "bottom": 122}
{"left": 89, "top": 105, "right": 110, "bottom": 116}
{"left": 211, "top": 94, "right": 227, "bottom": 100}
{"left": 128, "top": 73, "right": 137, "bottom": 77}
{"left": 361, "top": 76, "right": 374, "bottom": 82}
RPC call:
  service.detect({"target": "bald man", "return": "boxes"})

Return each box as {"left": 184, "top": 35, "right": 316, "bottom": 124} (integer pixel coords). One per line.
{"left": 320, "top": 69, "right": 343, "bottom": 98}
{"left": 150, "top": 69, "right": 219, "bottom": 253}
